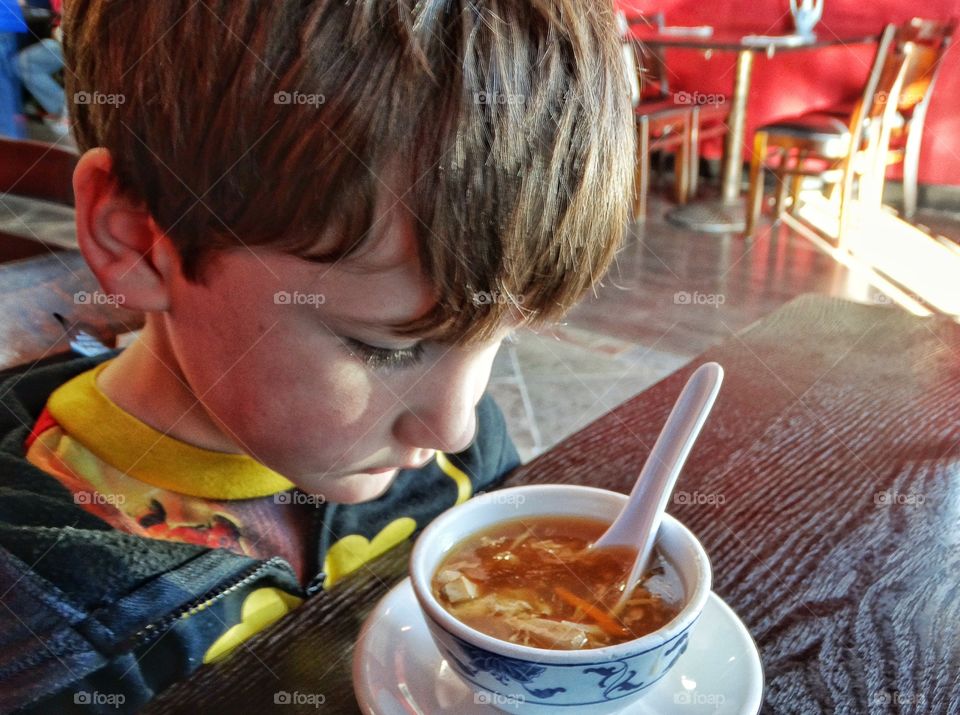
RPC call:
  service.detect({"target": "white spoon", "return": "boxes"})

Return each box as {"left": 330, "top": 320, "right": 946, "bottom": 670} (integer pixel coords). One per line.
{"left": 592, "top": 362, "right": 723, "bottom": 614}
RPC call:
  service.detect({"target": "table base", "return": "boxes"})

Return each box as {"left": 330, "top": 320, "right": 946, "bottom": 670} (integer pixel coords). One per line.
{"left": 667, "top": 198, "right": 747, "bottom": 233}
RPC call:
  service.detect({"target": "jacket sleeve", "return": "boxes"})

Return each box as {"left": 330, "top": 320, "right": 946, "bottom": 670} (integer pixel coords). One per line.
{"left": 0, "top": 526, "right": 302, "bottom": 714}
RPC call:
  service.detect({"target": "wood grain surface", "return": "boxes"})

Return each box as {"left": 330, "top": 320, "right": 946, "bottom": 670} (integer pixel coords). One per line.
{"left": 0, "top": 252, "right": 143, "bottom": 371}
{"left": 142, "top": 294, "right": 960, "bottom": 714}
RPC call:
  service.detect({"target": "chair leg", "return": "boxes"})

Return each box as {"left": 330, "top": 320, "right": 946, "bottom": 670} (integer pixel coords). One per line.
{"left": 634, "top": 116, "right": 650, "bottom": 222}
{"left": 745, "top": 130, "right": 768, "bottom": 237}
{"left": 774, "top": 150, "right": 791, "bottom": 217}
{"left": 864, "top": 118, "right": 895, "bottom": 211}
{"left": 789, "top": 150, "right": 806, "bottom": 217}
{"left": 674, "top": 115, "right": 691, "bottom": 205}
{"left": 902, "top": 120, "right": 921, "bottom": 219}
{"left": 688, "top": 106, "right": 700, "bottom": 200}
{"left": 838, "top": 160, "right": 857, "bottom": 249}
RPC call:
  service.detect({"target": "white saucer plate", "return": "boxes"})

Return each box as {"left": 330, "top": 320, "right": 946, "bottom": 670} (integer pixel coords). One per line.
{"left": 353, "top": 578, "right": 763, "bottom": 714}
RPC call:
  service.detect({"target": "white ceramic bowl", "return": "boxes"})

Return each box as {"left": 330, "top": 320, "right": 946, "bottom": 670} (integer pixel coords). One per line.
{"left": 410, "top": 484, "right": 712, "bottom": 714}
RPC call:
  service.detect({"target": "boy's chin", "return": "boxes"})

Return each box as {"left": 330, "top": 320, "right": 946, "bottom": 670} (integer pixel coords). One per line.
{"left": 299, "top": 469, "right": 398, "bottom": 504}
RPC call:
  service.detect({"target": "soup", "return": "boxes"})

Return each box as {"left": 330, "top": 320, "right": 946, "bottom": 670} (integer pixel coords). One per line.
{"left": 432, "top": 516, "right": 684, "bottom": 650}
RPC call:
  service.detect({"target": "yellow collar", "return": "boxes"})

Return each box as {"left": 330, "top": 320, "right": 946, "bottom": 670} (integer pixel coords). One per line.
{"left": 46, "top": 361, "right": 295, "bottom": 500}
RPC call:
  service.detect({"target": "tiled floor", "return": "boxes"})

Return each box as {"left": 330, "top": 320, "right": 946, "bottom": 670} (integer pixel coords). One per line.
{"left": 488, "top": 193, "right": 960, "bottom": 462}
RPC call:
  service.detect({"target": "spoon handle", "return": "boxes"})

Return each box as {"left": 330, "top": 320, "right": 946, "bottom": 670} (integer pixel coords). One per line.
{"left": 597, "top": 363, "right": 723, "bottom": 603}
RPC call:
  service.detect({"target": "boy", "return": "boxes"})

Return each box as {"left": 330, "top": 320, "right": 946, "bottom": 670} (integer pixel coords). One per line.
{"left": 0, "top": 0, "right": 634, "bottom": 711}
{"left": 17, "top": 0, "right": 69, "bottom": 137}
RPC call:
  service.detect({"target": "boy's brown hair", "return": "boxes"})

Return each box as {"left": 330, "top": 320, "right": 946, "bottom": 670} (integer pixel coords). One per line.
{"left": 63, "top": 0, "right": 634, "bottom": 343}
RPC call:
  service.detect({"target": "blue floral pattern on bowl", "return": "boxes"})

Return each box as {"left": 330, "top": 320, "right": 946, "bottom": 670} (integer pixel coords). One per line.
{"left": 426, "top": 615, "right": 694, "bottom": 711}
{"left": 446, "top": 638, "right": 568, "bottom": 700}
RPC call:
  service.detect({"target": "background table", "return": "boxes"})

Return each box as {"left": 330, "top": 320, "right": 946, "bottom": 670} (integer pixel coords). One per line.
{"left": 0, "top": 252, "right": 142, "bottom": 373}
{"left": 629, "top": 28, "right": 877, "bottom": 232}
{"left": 135, "top": 294, "right": 960, "bottom": 713}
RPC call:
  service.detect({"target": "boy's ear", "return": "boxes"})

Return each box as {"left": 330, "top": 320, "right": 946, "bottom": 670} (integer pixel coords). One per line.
{"left": 73, "top": 148, "right": 180, "bottom": 312}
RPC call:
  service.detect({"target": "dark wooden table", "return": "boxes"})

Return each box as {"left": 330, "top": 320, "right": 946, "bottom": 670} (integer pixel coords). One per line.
{"left": 0, "top": 251, "right": 143, "bottom": 373}
{"left": 136, "top": 294, "right": 960, "bottom": 713}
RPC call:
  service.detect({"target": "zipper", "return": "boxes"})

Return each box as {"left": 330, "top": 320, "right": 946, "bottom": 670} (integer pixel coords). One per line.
{"left": 128, "top": 556, "right": 299, "bottom": 649}
{"left": 132, "top": 498, "right": 332, "bottom": 647}
{"left": 304, "top": 572, "right": 326, "bottom": 597}
{"left": 304, "top": 500, "right": 329, "bottom": 597}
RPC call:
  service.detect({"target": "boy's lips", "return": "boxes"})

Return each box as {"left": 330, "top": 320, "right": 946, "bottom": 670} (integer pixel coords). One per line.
{"left": 363, "top": 466, "right": 400, "bottom": 475}
{"left": 362, "top": 453, "right": 436, "bottom": 474}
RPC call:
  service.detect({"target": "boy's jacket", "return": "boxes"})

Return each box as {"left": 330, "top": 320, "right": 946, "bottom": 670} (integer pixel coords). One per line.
{"left": 0, "top": 353, "right": 519, "bottom": 713}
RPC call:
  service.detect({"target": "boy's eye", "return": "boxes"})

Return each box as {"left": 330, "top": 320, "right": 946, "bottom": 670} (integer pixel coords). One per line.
{"left": 343, "top": 338, "right": 425, "bottom": 370}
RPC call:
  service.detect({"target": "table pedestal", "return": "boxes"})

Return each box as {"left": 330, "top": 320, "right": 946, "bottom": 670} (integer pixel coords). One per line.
{"left": 666, "top": 50, "right": 753, "bottom": 234}
{"left": 666, "top": 197, "right": 747, "bottom": 233}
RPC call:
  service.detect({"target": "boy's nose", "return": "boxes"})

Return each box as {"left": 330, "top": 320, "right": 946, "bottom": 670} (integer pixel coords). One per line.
{"left": 393, "top": 377, "right": 480, "bottom": 455}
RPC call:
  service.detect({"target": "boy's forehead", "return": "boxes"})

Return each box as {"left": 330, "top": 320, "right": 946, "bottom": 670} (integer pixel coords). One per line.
{"left": 315, "top": 207, "right": 437, "bottom": 329}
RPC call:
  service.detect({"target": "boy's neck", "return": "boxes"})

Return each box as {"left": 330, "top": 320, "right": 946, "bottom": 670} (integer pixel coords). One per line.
{"left": 96, "top": 318, "right": 243, "bottom": 455}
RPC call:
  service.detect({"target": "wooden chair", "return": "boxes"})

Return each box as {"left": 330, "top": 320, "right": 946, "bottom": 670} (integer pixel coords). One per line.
{"left": 0, "top": 137, "right": 78, "bottom": 261}
{"left": 0, "top": 136, "right": 78, "bottom": 205}
{"left": 622, "top": 13, "right": 730, "bottom": 217}
{"left": 861, "top": 18, "right": 954, "bottom": 218}
{"left": 619, "top": 12, "right": 691, "bottom": 221}
{"left": 633, "top": 102, "right": 692, "bottom": 221}
{"left": 745, "top": 23, "right": 918, "bottom": 242}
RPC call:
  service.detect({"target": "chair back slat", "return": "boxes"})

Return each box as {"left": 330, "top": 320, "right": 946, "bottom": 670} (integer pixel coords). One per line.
{"left": 897, "top": 17, "right": 956, "bottom": 114}
{"left": 0, "top": 138, "right": 78, "bottom": 206}
{"left": 846, "top": 25, "right": 905, "bottom": 149}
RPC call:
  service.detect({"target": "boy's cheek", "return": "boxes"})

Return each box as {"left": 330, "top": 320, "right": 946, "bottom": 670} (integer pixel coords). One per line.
{"left": 208, "top": 378, "right": 391, "bottom": 477}
{"left": 168, "top": 345, "right": 362, "bottom": 467}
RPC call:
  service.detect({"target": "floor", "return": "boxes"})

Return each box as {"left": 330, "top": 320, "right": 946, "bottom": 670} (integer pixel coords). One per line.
{"left": 912, "top": 207, "right": 960, "bottom": 246}
{"left": 487, "top": 192, "right": 960, "bottom": 462}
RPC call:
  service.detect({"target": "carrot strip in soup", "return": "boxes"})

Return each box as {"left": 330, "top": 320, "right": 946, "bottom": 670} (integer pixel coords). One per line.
{"left": 554, "top": 586, "right": 629, "bottom": 638}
